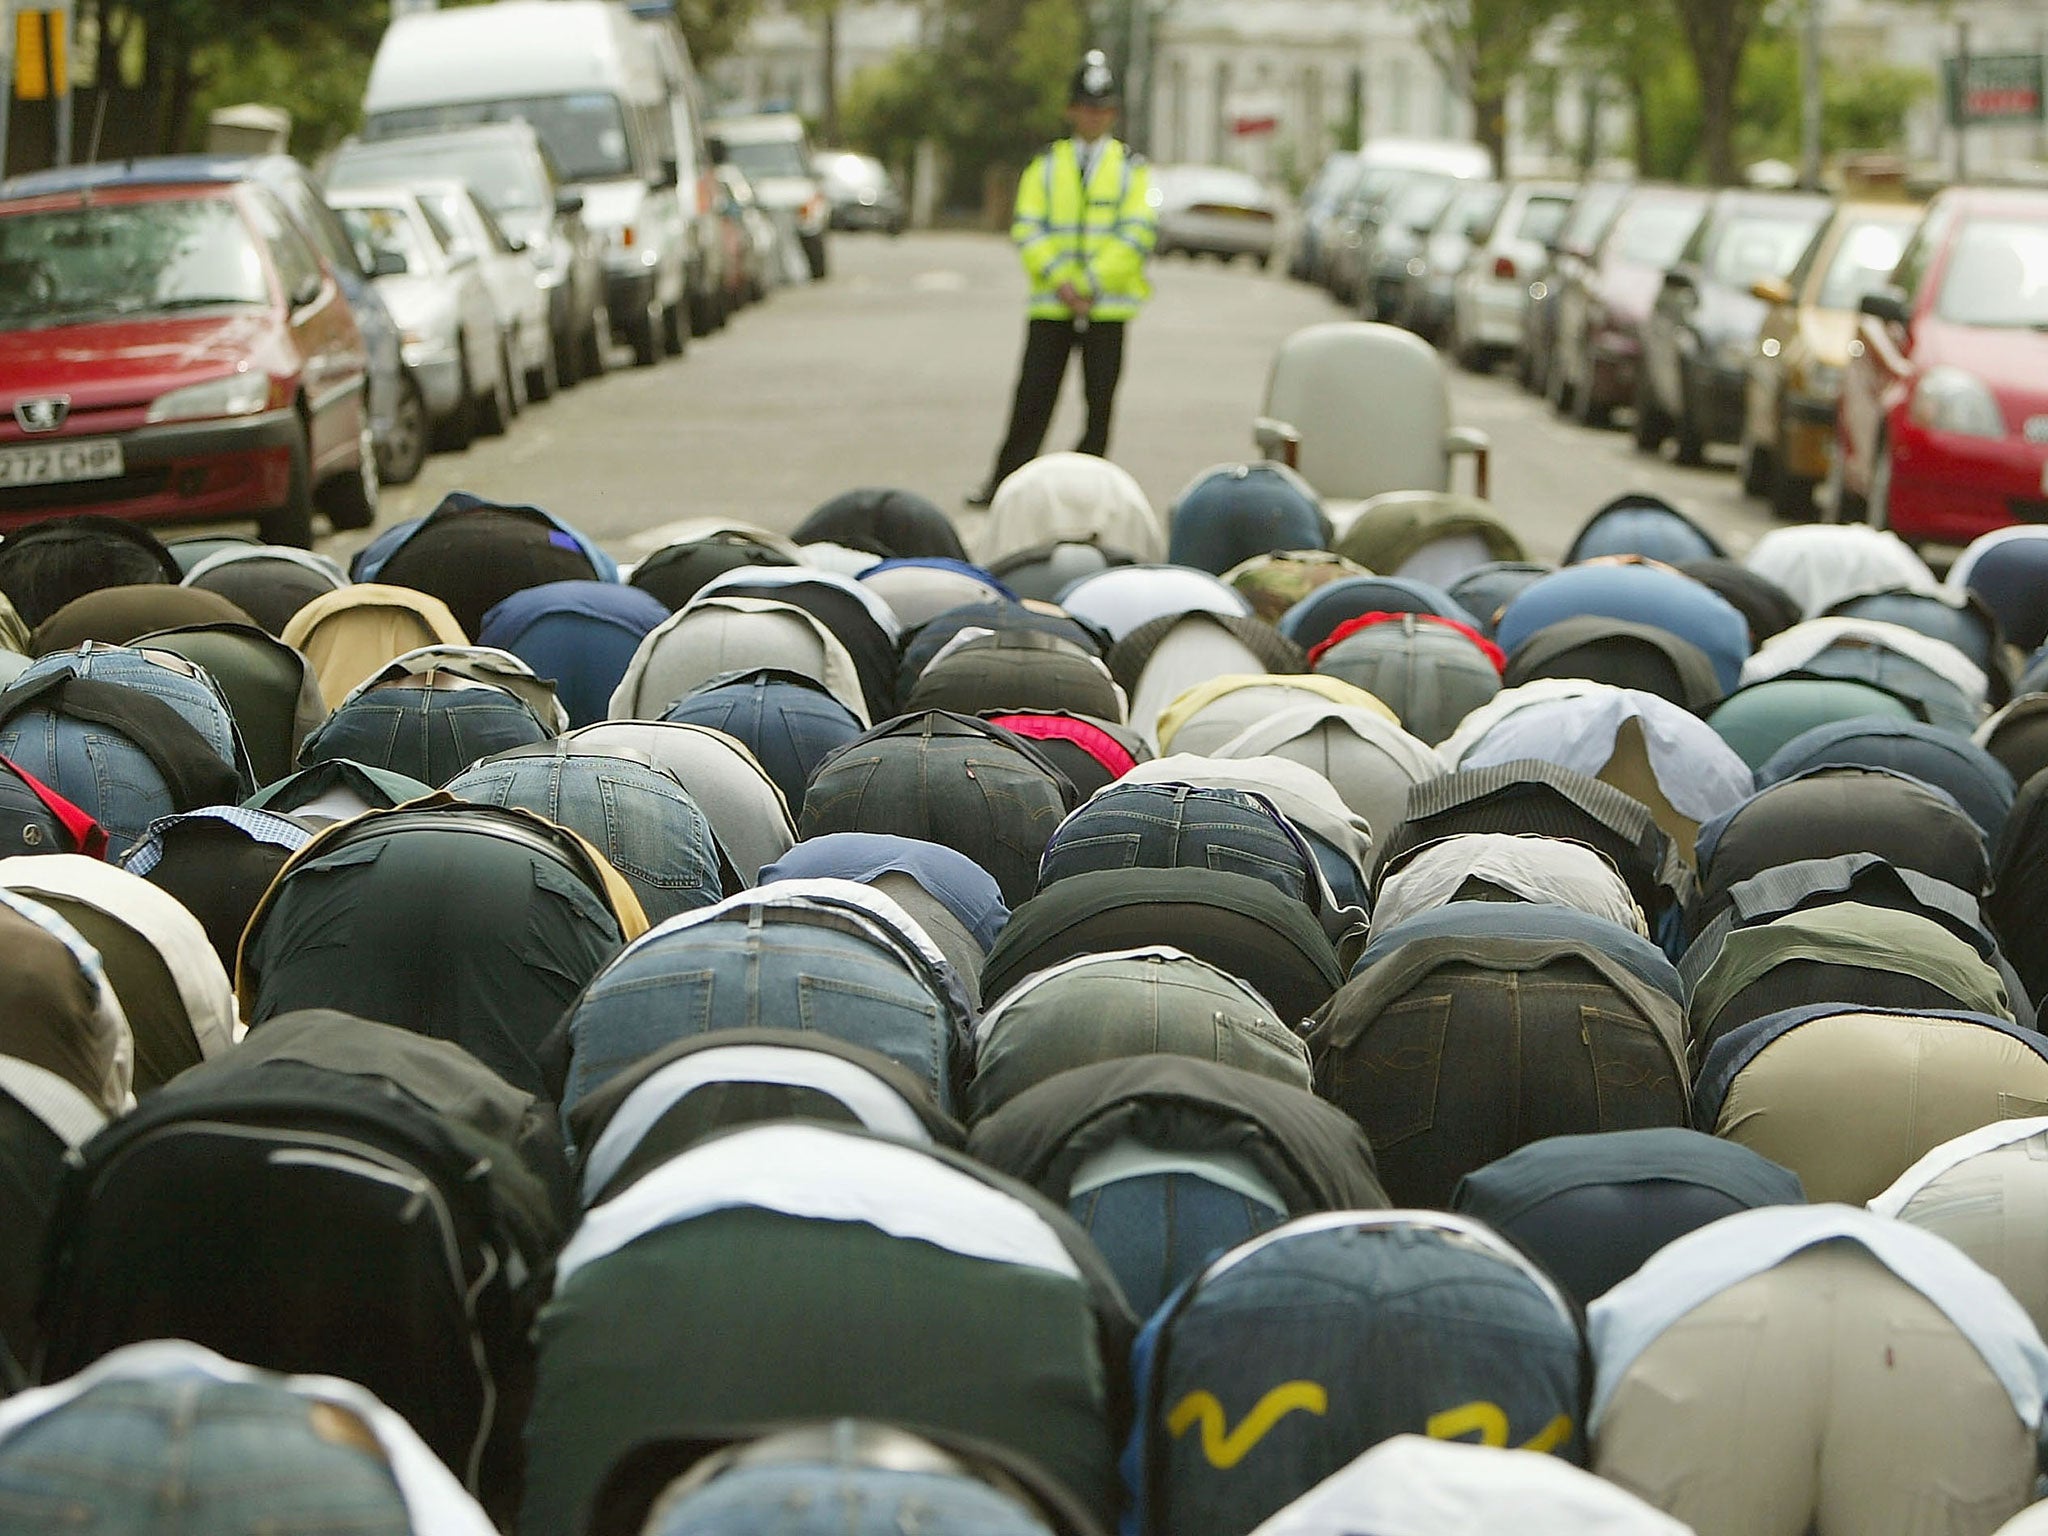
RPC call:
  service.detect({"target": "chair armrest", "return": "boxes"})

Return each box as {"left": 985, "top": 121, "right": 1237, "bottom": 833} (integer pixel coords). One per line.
{"left": 1444, "top": 425, "right": 1491, "bottom": 500}
{"left": 1254, "top": 416, "right": 1301, "bottom": 469}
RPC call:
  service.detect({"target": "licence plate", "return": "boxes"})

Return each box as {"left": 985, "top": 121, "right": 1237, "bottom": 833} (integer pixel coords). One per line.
{"left": 0, "top": 438, "right": 123, "bottom": 488}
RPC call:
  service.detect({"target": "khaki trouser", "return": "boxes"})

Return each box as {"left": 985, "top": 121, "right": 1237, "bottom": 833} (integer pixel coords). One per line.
{"left": 1894, "top": 1134, "right": 2048, "bottom": 1342}
{"left": 1596, "top": 1243, "right": 2036, "bottom": 1536}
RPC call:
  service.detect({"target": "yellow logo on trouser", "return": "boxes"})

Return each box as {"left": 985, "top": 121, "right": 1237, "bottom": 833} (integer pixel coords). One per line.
{"left": 1425, "top": 1401, "right": 1574, "bottom": 1453}
{"left": 1168, "top": 1386, "right": 1573, "bottom": 1469}
{"left": 1168, "top": 1383, "right": 1329, "bottom": 1468}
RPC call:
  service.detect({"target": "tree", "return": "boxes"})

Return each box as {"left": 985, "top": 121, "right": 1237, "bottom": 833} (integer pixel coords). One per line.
{"left": 1668, "top": 0, "right": 1769, "bottom": 185}
{"left": 1403, "top": 0, "right": 1565, "bottom": 176}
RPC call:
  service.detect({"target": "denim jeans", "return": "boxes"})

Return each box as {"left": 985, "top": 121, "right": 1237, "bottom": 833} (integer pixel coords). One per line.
{"left": 1039, "top": 784, "right": 1312, "bottom": 905}
{"left": 646, "top": 1462, "right": 1055, "bottom": 1536}
{"left": 0, "top": 1376, "right": 411, "bottom": 1534}
{"left": 298, "top": 687, "right": 552, "bottom": 787}
{"left": 1144, "top": 1220, "right": 1584, "bottom": 1536}
{"left": 562, "top": 919, "right": 955, "bottom": 1122}
{"left": 447, "top": 753, "right": 723, "bottom": 924}
{"left": 1071, "top": 1172, "right": 1284, "bottom": 1318}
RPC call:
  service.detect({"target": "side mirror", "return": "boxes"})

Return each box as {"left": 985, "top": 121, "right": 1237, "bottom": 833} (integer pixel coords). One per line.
{"left": 554, "top": 190, "right": 585, "bottom": 217}
{"left": 706, "top": 135, "right": 728, "bottom": 164}
{"left": 1860, "top": 287, "right": 1911, "bottom": 326}
{"left": 1662, "top": 267, "right": 1697, "bottom": 291}
{"left": 290, "top": 273, "right": 324, "bottom": 309}
{"left": 371, "top": 249, "right": 407, "bottom": 279}
{"left": 657, "top": 156, "right": 681, "bottom": 187}
{"left": 1752, "top": 275, "right": 1794, "bottom": 305}
{"left": 504, "top": 235, "right": 528, "bottom": 253}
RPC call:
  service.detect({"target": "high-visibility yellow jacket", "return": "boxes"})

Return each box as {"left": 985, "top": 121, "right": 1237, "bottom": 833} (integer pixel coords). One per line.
{"left": 1011, "top": 137, "right": 1157, "bottom": 322}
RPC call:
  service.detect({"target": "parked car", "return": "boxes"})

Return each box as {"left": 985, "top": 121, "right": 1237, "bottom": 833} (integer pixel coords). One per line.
{"left": 1548, "top": 184, "right": 1709, "bottom": 428}
{"left": 1637, "top": 188, "right": 1831, "bottom": 464}
{"left": 0, "top": 167, "right": 374, "bottom": 546}
{"left": 1521, "top": 179, "right": 1630, "bottom": 395}
{"left": 1322, "top": 139, "right": 1491, "bottom": 305}
{"left": 815, "top": 149, "right": 905, "bottom": 235}
{"left": 1741, "top": 200, "right": 1921, "bottom": 516}
{"left": 1449, "top": 177, "right": 1574, "bottom": 371}
{"left": 411, "top": 178, "right": 555, "bottom": 405}
{"left": 1396, "top": 177, "right": 1504, "bottom": 341}
{"left": 1357, "top": 171, "right": 1470, "bottom": 323}
{"left": 361, "top": 0, "right": 693, "bottom": 368}
{"left": 709, "top": 167, "right": 754, "bottom": 314}
{"left": 635, "top": 6, "right": 730, "bottom": 337}
{"left": 1832, "top": 186, "right": 2048, "bottom": 544}
{"left": 715, "top": 112, "right": 830, "bottom": 280}
{"left": 717, "top": 163, "right": 780, "bottom": 302}
{"left": 329, "top": 186, "right": 513, "bottom": 452}
{"left": 326, "top": 123, "right": 609, "bottom": 387}
{"left": 1287, "top": 149, "right": 1362, "bottom": 283}
{"left": 1150, "top": 164, "right": 1281, "bottom": 265}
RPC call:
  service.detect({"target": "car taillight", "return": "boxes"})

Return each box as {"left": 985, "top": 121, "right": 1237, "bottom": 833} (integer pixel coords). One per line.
{"left": 1493, "top": 255, "right": 1517, "bottom": 280}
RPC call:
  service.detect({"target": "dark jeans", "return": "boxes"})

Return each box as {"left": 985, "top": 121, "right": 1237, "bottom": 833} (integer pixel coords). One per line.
{"left": 987, "top": 317, "right": 1127, "bottom": 492}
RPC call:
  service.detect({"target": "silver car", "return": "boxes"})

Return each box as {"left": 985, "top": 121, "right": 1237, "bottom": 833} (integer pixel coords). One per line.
{"left": 1152, "top": 164, "right": 1282, "bottom": 266}
{"left": 1450, "top": 179, "right": 1576, "bottom": 370}
{"left": 714, "top": 113, "right": 829, "bottom": 281}
{"left": 330, "top": 186, "right": 512, "bottom": 451}
{"left": 718, "top": 164, "right": 782, "bottom": 301}
{"left": 412, "top": 178, "right": 555, "bottom": 405}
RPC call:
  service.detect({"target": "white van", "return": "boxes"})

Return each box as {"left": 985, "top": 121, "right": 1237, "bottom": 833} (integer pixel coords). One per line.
{"left": 630, "top": 5, "right": 731, "bottom": 333}
{"left": 362, "top": 0, "right": 690, "bottom": 367}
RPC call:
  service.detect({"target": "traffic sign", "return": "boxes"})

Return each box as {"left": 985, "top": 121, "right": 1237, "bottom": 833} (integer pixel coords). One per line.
{"left": 1944, "top": 52, "right": 2045, "bottom": 126}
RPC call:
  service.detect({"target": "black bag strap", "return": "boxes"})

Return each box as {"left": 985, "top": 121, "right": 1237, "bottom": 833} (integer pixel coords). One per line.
{"left": 0, "top": 671, "right": 241, "bottom": 810}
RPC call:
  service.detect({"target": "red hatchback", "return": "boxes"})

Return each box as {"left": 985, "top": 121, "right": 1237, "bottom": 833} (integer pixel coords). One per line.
{"left": 1832, "top": 187, "right": 2048, "bottom": 544}
{"left": 0, "top": 176, "right": 373, "bottom": 546}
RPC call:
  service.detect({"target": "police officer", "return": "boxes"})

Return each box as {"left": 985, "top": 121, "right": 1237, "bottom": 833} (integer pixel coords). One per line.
{"left": 967, "top": 50, "right": 1158, "bottom": 508}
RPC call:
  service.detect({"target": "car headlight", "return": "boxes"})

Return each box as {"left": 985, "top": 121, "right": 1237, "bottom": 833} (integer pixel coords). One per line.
{"left": 1405, "top": 256, "right": 1426, "bottom": 278}
{"left": 1910, "top": 366, "right": 2007, "bottom": 439}
{"left": 146, "top": 371, "right": 273, "bottom": 424}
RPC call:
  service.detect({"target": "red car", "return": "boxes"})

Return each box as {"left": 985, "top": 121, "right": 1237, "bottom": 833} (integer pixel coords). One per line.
{"left": 0, "top": 174, "right": 375, "bottom": 547}
{"left": 1832, "top": 187, "right": 2048, "bottom": 544}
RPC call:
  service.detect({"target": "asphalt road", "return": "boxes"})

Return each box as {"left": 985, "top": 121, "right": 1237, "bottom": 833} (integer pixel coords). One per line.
{"left": 338, "top": 229, "right": 1789, "bottom": 568}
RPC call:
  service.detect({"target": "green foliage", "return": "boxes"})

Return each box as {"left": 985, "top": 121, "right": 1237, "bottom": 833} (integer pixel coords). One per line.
{"left": 187, "top": 19, "right": 378, "bottom": 158}
{"left": 840, "top": 0, "right": 1086, "bottom": 209}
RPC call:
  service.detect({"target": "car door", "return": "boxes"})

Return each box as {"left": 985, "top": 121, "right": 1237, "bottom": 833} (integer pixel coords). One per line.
{"left": 247, "top": 187, "right": 365, "bottom": 479}
{"left": 1649, "top": 210, "right": 1713, "bottom": 415}
{"left": 415, "top": 195, "right": 500, "bottom": 395}
{"left": 1747, "top": 217, "right": 1824, "bottom": 451}
{"left": 1844, "top": 203, "right": 1948, "bottom": 494}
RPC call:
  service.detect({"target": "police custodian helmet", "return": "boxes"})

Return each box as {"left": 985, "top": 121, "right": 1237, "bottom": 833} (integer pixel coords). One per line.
{"left": 1069, "top": 50, "right": 1118, "bottom": 106}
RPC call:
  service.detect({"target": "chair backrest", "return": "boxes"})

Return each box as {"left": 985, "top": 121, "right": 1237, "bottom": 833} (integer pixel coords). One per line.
{"left": 1263, "top": 323, "right": 1452, "bottom": 502}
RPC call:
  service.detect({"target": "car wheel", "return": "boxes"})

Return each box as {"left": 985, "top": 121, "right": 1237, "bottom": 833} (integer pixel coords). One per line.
{"left": 688, "top": 288, "right": 715, "bottom": 339}
{"left": 1547, "top": 352, "right": 1575, "bottom": 418}
{"left": 1738, "top": 424, "right": 1771, "bottom": 496}
{"left": 320, "top": 422, "right": 381, "bottom": 533}
{"left": 1256, "top": 252, "right": 1272, "bottom": 270}
{"left": 582, "top": 306, "right": 611, "bottom": 379}
{"left": 627, "top": 297, "right": 661, "bottom": 368}
{"left": 504, "top": 336, "right": 528, "bottom": 418}
{"left": 434, "top": 353, "right": 477, "bottom": 452}
{"left": 801, "top": 231, "right": 828, "bottom": 281}
{"left": 527, "top": 331, "right": 558, "bottom": 404}
{"left": 1632, "top": 373, "right": 1669, "bottom": 453}
{"left": 666, "top": 295, "right": 692, "bottom": 353}
{"left": 1573, "top": 362, "right": 1611, "bottom": 430}
{"left": 1820, "top": 434, "right": 1866, "bottom": 524}
{"left": 1672, "top": 378, "right": 1706, "bottom": 466}
{"left": 476, "top": 343, "right": 514, "bottom": 436}
{"left": 259, "top": 423, "right": 316, "bottom": 548}
{"left": 375, "top": 373, "right": 427, "bottom": 486}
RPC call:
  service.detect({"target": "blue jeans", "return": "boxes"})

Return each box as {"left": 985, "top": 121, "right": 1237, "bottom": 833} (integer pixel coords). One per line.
{"left": 1039, "top": 784, "right": 1312, "bottom": 904}
{"left": 647, "top": 1462, "right": 1055, "bottom": 1536}
{"left": 0, "top": 1376, "right": 411, "bottom": 1534}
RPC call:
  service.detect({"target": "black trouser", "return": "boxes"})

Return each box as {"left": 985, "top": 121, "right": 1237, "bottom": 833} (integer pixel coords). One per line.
{"left": 986, "top": 316, "right": 1127, "bottom": 493}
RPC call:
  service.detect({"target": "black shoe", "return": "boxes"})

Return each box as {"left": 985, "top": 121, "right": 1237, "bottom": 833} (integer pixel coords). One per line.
{"left": 963, "top": 486, "right": 994, "bottom": 509}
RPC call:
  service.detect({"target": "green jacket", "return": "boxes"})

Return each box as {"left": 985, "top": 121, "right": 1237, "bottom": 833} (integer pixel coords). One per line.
{"left": 1012, "top": 136, "right": 1157, "bottom": 321}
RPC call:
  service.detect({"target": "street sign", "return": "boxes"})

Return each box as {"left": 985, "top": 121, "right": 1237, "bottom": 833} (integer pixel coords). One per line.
{"left": 1943, "top": 52, "right": 2045, "bottom": 126}
{"left": 11, "top": 5, "right": 64, "bottom": 101}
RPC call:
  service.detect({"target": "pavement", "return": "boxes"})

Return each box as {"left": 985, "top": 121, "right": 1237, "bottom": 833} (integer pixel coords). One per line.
{"left": 334, "top": 229, "right": 1793, "bottom": 569}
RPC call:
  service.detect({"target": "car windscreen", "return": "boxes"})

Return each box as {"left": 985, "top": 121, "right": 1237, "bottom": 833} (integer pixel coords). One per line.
{"left": 1516, "top": 194, "right": 1572, "bottom": 247}
{"left": 1387, "top": 175, "right": 1455, "bottom": 232}
{"left": 1816, "top": 215, "right": 1914, "bottom": 310}
{"left": 369, "top": 94, "right": 632, "bottom": 183}
{"left": 1707, "top": 210, "right": 1827, "bottom": 289}
{"left": 331, "top": 140, "right": 550, "bottom": 217}
{"left": 1610, "top": 198, "right": 1703, "bottom": 267}
{"left": 0, "top": 194, "right": 269, "bottom": 327}
{"left": 1559, "top": 183, "right": 1628, "bottom": 253}
{"left": 336, "top": 204, "right": 434, "bottom": 276}
{"left": 725, "top": 137, "right": 811, "bottom": 180}
{"left": 1935, "top": 216, "right": 2048, "bottom": 328}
